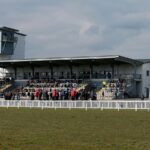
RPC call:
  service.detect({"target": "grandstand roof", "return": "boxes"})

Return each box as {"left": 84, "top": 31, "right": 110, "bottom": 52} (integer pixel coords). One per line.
{"left": 0, "top": 55, "right": 143, "bottom": 67}
{"left": 137, "top": 59, "right": 150, "bottom": 63}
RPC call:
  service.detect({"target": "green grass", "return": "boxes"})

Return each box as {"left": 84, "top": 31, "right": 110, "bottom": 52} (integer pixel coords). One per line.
{"left": 0, "top": 109, "right": 149, "bottom": 150}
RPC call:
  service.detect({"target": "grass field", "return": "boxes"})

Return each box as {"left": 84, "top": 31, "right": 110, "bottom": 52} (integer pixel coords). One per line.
{"left": 0, "top": 108, "right": 150, "bottom": 150}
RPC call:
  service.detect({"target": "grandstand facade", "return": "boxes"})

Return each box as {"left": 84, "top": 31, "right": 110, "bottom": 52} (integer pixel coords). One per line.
{"left": 0, "top": 27, "right": 150, "bottom": 100}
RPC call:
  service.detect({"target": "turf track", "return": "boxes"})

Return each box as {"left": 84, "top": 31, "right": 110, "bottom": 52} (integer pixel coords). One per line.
{"left": 0, "top": 108, "right": 149, "bottom": 150}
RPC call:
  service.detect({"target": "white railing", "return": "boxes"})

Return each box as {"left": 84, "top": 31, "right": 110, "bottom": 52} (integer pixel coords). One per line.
{"left": 0, "top": 100, "right": 150, "bottom": 110}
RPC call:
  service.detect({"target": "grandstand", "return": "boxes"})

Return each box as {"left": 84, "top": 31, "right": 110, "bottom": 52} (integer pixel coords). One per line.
{"left": 0, "top": 26, "right": 150, "bottom": 100}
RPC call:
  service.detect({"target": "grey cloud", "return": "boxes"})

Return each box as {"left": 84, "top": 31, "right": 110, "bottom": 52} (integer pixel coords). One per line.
{"left": 1, "top": 0, "right": 150, "bottom": 59}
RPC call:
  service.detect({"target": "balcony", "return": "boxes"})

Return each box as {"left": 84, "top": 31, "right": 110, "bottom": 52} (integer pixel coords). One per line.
{"left": 5, "top": 72, "right": 142, "bottom": 81}
{"left": 116, "top": 74, "right": 142, "bottom": 80}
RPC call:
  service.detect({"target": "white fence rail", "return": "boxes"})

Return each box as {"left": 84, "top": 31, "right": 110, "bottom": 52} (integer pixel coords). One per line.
{"left": 0, "top": 100, "right": 150, "bottom": 110}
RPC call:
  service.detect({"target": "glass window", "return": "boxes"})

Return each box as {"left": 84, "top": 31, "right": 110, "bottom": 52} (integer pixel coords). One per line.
{"left": 146, "top": 70, "right": 149, "bottom": 76}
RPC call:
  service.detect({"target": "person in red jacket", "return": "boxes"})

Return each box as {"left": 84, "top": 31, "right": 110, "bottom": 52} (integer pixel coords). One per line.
{"left": 52, "top": 88, "right": 57, "bottom": 100}
{"left": 71, "top": 88, "right": 76, "bottom": 100}
{"left": 34, "top": 89, "right": 39, "bottom": 100}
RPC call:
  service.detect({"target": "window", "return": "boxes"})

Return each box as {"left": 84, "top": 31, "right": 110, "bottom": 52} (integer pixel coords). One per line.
{"left": 146, "top": 70, "right": 149, "bottom": 76}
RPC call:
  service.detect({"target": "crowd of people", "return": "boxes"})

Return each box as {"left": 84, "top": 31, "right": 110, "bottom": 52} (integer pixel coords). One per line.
{"left": 2, "top": 79, "right": 131, "bottom": 100}
{"left": 3, "top": 79, "right": 97, "bottom": 100}
{"left": 97, "top": 79, "right": 127, "bottom": 99}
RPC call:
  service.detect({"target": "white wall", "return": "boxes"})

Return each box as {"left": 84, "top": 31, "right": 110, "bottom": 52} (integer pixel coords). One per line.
{"left": 141, "top": 63, "right": 150, "bottom": 97}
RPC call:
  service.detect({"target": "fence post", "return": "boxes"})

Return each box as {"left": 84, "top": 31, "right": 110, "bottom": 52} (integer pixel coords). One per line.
{"left": 7, "top": 101, "right": 9, "bottom": 109}
{"left": 67, "top": 101, "right": 69, "bottom": 109}
{"left": 42, "top": 102, "right": 44, "bottom": 110}
{"left": 30, "top": 101, "right": 32, "bottom": 109}
{"left": 25, "top": 100, "right": 27, "bottom": 108}
{"left": 147, "top": 102, "right": 149, "bottom": 112}
{"left": 118, "top": 102, "right": 119, "bottom": 111}
{"left": 18, "top": 101, "right": 20, "bottom": 109}
{"left": 85, "top": 103, "right": 87, "bottom": 111}
{"left": 38, "top": 101, "right": 40, "bottom": 108}
{"left": 69, "top": 102, "right": 71, "bottom": 110}
{"left": 55, "top": 102, "right": 56, "bottom": 110}
{"left": 135, "top": 103, "right": 137, "bottom": 111}
{"left": 101, "top": 103, "right": 103, "bottom": 111}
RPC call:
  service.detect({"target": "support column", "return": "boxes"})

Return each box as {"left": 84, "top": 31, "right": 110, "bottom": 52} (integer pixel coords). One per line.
{"left": 50, "top": 65, "right": 53, "bottom": 79}
{"left": 133, "top": 63, "right": 137, "bottom": 78}
{"left": 90, "top": 65, "right": 93, "bottom": 79}
{"left": 111, "top": 64, "right": 115, "bottom": 79}
{"left": 116, "top": 64, "right": 120, "bottom": 78}
{"left": 69, "top": 65, "right": 73, "bottom": 79}
{"left": 31, "top": 66, "right": 34, "bottom": 78}
{"left": 14, "top": 66, "right": 17, "bottom": 79}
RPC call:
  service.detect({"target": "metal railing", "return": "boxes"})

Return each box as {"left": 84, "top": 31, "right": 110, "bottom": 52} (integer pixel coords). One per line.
{"left": 5, "top": 73, "right": 142, "bottom": 80}
{"left": 117, "top": 74, "right": 142, "bottom": 80}
{"left": 0, "top": 100, "right": 150, "bottom": 110}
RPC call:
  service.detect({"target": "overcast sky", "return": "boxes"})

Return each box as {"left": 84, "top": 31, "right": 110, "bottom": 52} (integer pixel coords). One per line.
{"left": 0, "top": 0, "right": 150, "bottom": 59}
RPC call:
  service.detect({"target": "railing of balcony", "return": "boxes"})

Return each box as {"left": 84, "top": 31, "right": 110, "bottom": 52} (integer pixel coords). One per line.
{"left": 5, "top": 73, "right": 142, "bottom": 80}
{"left": 116, "top": 74, "right": 142, "bottom": 80}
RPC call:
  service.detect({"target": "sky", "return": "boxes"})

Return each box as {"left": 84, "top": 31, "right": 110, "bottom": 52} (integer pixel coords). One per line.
{"left": 0, "top": 0, "right": 150, "bottom": 59}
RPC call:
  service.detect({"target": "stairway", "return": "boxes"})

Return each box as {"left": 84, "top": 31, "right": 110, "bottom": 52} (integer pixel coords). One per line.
{"left": 4, "top": 80, "right": 28, "bottom": 93}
